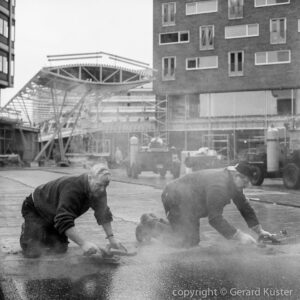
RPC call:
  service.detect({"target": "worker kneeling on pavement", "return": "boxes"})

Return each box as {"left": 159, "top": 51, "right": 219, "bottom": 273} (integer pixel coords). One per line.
{"left": 20, "top": 164, "right": 126, "bottom": 258}
{"left": 136, "top": 163, "right": 274, "bottom": 247}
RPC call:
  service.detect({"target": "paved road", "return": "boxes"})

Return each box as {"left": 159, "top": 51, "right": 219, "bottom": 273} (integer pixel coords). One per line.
{"left": 1, "top": 167, "right": 300, "bottom": 300}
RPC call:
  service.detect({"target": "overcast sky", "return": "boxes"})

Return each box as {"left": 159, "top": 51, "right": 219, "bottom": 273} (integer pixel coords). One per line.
{"left": 1, "top": 0, "right": 153, "bottom": 106}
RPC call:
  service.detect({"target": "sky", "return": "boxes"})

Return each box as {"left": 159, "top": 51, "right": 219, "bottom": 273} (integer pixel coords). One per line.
{"left": 1, "top": 0, "right": 153, "bottom": 106}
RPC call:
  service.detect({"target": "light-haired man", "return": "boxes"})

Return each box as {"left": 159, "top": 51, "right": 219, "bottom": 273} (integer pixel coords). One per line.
{"left": 20, "top": 164, "right": 125, "bottom": 258}
{"left": 137, "top": 163, "right": 274, "bottom": 247}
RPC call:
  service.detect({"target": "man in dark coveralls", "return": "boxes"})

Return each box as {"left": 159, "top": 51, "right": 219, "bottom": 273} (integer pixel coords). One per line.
{"left": 137, "top": 163, "right": 274, "bottom": 247}
{"left": 20, "top": 164, "right": 126, "bottom": 258}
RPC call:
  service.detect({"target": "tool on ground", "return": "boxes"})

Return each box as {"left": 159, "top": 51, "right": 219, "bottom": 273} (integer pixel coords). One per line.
{"left": 104, "top": 244, "right": 137, "bottom": 257}
{"left": 91, "top": 247, "right": 121, "bottom": 264}
{"left": 258, "top": 234, "right": 282, "bottom": 245}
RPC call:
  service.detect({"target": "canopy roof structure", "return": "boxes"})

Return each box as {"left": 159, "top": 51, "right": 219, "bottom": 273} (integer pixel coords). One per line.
{"left": 4, "top": 52, "right": 154, "bottom": 126}
{"left": 2, "top": 52, "right": 155, "bottom": 162}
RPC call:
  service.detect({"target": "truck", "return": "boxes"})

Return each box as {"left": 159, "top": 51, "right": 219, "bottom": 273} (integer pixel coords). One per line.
{"left": 239, "top": 127, "right": 300, "bottom": 189}
{"left": 125, "top": 136, "right": 181, "bottom": 179}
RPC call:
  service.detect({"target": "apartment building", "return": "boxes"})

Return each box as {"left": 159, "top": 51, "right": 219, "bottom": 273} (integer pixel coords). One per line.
{"left": 0, "top": 0, "right": 15, "bottom": 88}
{"left": 0, "top": 0, "right": 18, "bottom": 159}
{"left": 153, "top": 0, "right": 300, "bottom": 156}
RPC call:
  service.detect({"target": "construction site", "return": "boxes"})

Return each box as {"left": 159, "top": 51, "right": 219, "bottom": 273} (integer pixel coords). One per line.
{"left": 0, "top": 52, "right": 164, "bottom": 168}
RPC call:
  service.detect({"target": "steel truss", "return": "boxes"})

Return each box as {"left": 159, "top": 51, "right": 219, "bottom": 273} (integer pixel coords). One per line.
{"left": 4, "top": 52, "right": 154, "bottom": 162}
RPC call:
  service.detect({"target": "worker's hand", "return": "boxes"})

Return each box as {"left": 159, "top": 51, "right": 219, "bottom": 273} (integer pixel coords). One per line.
{"left": 232, "top": 230, "right": 257, "bottom": 245}
{"left": 107, "top": 236, "right": 127, "bottom": 252}
{"left": 251, "top": 224, "right": 275, "bottom": 239}
{"left": 258, "top": 229, "right": 275, "bottom": 239}
{"left": 81, "top": 241, "right": 99, "bottom": 256}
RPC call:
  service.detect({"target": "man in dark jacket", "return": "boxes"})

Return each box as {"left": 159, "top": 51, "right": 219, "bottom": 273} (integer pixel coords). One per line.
{"left": 136, "top": 163, "right": 274, "bottom": 247}
{"left": 20, "top": 164, "right": 125, "bottom": 258}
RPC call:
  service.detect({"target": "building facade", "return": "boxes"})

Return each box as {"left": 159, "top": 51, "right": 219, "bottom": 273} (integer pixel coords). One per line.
{"left": 153, "top": 0, "right": 300, "bottom": 157}
{"left": 0, "top": 0, "right": 15, "bottom": 88}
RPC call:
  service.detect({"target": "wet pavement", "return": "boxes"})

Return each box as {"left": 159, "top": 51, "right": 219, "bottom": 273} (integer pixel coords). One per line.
{"left": 1, "top": 167, "right": 300, "bottom": 300}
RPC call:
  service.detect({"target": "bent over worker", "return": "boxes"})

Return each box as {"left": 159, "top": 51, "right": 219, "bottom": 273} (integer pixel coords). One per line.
{"left": 136, "top": 163, "right": 274, "bottom": 247}
{"left": 20, "top": 164, "right": 126, "bottom": 258}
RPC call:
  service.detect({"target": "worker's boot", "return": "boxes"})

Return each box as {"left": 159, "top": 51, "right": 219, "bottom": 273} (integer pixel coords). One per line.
{"left": 136, "top": 213, "right": 170, "bottom": 242}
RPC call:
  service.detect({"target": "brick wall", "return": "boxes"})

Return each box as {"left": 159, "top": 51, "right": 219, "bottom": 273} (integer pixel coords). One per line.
{"left": 153, "top": 0, "right": 300, "bottom": 95}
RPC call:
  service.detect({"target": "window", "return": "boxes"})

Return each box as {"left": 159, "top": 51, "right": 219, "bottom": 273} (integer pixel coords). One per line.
{"left": 270, "top": 18, "right": 286, "bottom": 44}
{"left": 228, "top": 51, "right": 244, "bottom": 76}
{"left": 162, "top": 56, "right": 176, "bottom": 80}
{"left": 11, "top": 59, "right": 14, "bottom": 76}
{"left": 188, "top": 94, "right": 200, "bottom": 119}
{"left": 0, "top": 56, "right": 8, "bottom": 74}
{"left": 1, "top": 56, "right": 8, "bottom": 74}
{"left": 200, "top": 25, "right": 214, "bottom": 50}
{"left": 3, "top": 20, "right": 8, "bottom": 38}
{"left": 255, "top": 0, "right": 290, "bottom": 7}
{"left": 298, "top": 20, "right": 300, "bottom": 32}
{"left": 186, "top": 56, "right": 218, "bottom": 70}
{"left": 186, "top": 0, "right": 218, "bottom": 15}
{"left": 255, "top": 50, "right": 291, "bottom": 65}
{"left": 11, "top": 24, "right": 15, "bottom": 42}
{"left": 228, "top": 0, "right": 244, "bottom": 19}
{"left": 277, "top": 99, "right": 292, "bottom": 115}
{"left": 225, "top": 24, "right": 259, "bottom": 39}
{"left": 0, "top": 19, "right": 8, "bottom": 38}
{"left": 159, "top": 31, "right": 189, "bottom": 45}
{"left": 0, "top": 19, "right": 3, "bottom": 36}
{"left": 162, "top": 2, "right": 176, "bottom": 26}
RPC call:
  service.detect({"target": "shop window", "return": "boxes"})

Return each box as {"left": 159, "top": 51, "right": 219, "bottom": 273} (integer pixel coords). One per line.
{"left": 188, "top": 94, "right": 200, "bottom": 118}
{"left": 277, "top": 99, "right": 292, "bottom": 115}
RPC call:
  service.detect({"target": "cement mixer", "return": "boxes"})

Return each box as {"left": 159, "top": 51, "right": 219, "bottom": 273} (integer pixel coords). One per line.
{"left": 240, "top": 126, "right": 300, "bottom": 189}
